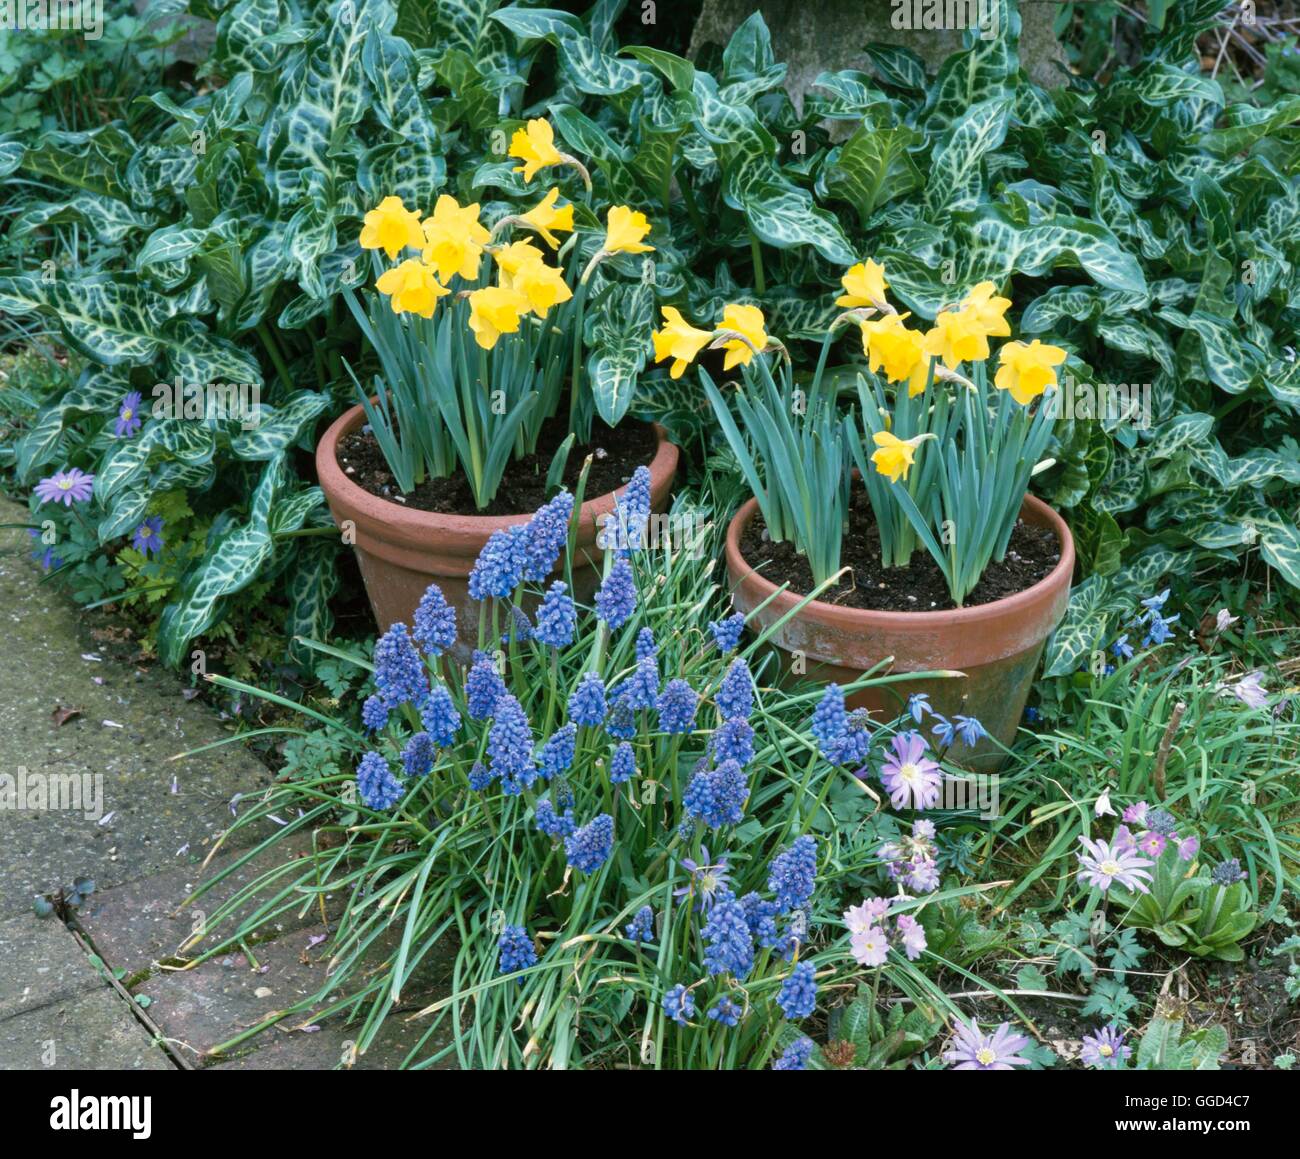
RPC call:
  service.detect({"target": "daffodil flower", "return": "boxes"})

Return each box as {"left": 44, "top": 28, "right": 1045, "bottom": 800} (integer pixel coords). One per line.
{"left": 960, "top": 281, "right": 1013, "bottom": 337}
{"left": 652, "top": 307, "right": 712, "bottom": 379}
{"left": 859, "top": 312, "right": 930, "bottom": 396}
{"left": 508, "top": 119, "right": 590, "bottom": 189}
{"left": 467, "top": 285, "right": 530, "bottom": 349}
{"left": 421, "top": 194, "right": 490, "bottom": 282}
{"left": 581, "top": 205, "right": 655, "bottom": 283}
{"left": 994, "top": 339, "right": 1067, "bottom": 405}
{"left": 870, "top": 430, "right": 933, "bottom": 484}
{"left": 517, "top": 187, "right": 575, "bottom": 249}
{"left": 835, "top": 259, "right": 891, "bottom": 311}
{"left": 922, "top": 307, "right": 992, "bottom": 369}
{"left": 375, "top": 259, "right": 449, "bottom": 318}
{"left": 714, "top": 303, "right": 769, "bottom": 370}
{"left": 360, "top": 196, "right": 425, "bottom": 259}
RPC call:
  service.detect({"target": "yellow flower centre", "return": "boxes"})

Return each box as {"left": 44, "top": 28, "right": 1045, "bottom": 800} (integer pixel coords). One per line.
{"left": 976, "top": 1047, "right": 997, "bottom": 1066}
{"left": 898, "top": 761, "right": 921, "bottom": 784}
{"left": 1099, "top": 1044, "right": 1114, "bottom": 1057}
{"left": 1100, "top": 859, "right": 1121, "bottom": 878}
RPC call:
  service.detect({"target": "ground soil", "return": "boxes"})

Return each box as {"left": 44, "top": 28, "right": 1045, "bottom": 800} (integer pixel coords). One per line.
{"left": 739, "top": 487, "right": 1061, "bottom": 612}
{"left": 337, "top": 416, "right": 658, "bottom": 516}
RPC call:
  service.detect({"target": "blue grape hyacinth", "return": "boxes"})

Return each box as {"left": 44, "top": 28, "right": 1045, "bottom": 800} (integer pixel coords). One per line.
{"left": 657, "top": 678, "right": 699, "bottom": 734}
{"left": 487, "top": 693, "right": 538, "bottom": 795}
{"left": 539, "top": 723, "right": 576, "bottom": 779}
{"left": 373, "top": 622, "right": 426, "bottom": 709}
{"left": 564, "top": 813, "right": 614, "bottom": 873}
{"left": 701, "top": 890, "right": 755, "bottom": 980}
{"left": 568, "top": 671, "right": 607, "bottom": 727}
{"left": 772, "top": 1037, "right": 814, "bottom": 1070}
{"left": 716, "top": 658, "right": 754, "bottom": 720}
{"left": 609, "top": 742, "right": 636, "bottom": 784}
{"left": 635, "top": 627, "right": 657, "bottom": 659}
{"left": 466, "top": 650, "right": 507, "bottom": 719}
{"left": 768, "top": 836, "right": 818, "bottom": 914}
{"left": 534, "top": 799, "right": 576, "bottom": 838}
{"left": 711, "top": 717, "right": 755, "bottom": 767}
{"left": 419, "top": 683, "right": 461, "bottom": 746}
{"left": 777, "top": 961, "right": 817, "bottom": 1020}
{"left": 708, "top": 612, "right": 746, "bottom": 654}
{"left": 683, "top": 759, "right": 748, "bottom": 829}
{"left": 810, "top": 684, "right": 847, "bottom": 758}
{"left": 401, "top": 732, "right": 434, "bottom": 778}
{"left": 356, "top": 752, "right": 404, "bottom": 811}
{"left": 625, "top": 905, "right": 655, "bottom": 944}
{"left": 498, "top": 925, "right": 537, "bottom": 977}
{"left": 412, "top": 583, "right": 457, "bottom": 656}
{"left": 594, "top": 557, "right": 637, "bottom": 630}
{"left": 468, "top": 525, "right": 527, "bottom": 600}
{"left": 662, "top": 983, "right": 696, "bottom": 1026}
{"left": 522, "top": 491, "right": 573, "bottom": 582}
{"left": 534, "top": 581, "right": 576, "bottom": 648}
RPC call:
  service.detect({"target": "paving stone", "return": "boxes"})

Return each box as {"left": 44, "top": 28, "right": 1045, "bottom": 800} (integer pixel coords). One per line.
{"left": 134, "top": 921, "right": 456, "bottom": 1067}
{"left": 0, "top": 496, "right": 273, "bottom": 920}
{"left": 0, "top": 913, "right": 105, "bottom": 1022}
{"left": 0, "top": 988, "right": 173, "bottom": 1070}
{"left": 75, "top": 830, "right": 332, "bottom": 974}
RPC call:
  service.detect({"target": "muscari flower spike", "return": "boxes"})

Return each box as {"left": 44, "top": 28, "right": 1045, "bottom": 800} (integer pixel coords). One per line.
{"left": 768, "top": 835, "right": 818, "bottom": 914}
{"left": 609, "top": 742, "right": 636, "bottom": 784}
{"left": 708, "top": 612, "right": 746, "bottom": 654}
{"left": 412, "top": 582, "right": 457, "bottom": 656}
{"left": 625, "top": 905, "right": 655, "bottom": 944}
{"left": 521, "top": 491, "right": 574, "bottom": 582}
{"left": 710, "top": 717, "right": 755, "bottom": 767}
{"left": 810, "top": 684, "right": 847, "bottom": 758}
{"left": 487, "top": 693, "right": 538, "bottom": 795}
{"left": 533, "top": 581, "right": 577, "bottom": 648}
{"left": 565, "top": 813, "right": 614, "bottom": 874}
{"left": 568, "top": 671, "right": 608, "bottom": 727}
{"left": 776, "top": 961, "right": 818, "bottom": 1021}
{"left": 701, "top": 889, "right": 755, "bottom": 980}
{"left": 657, "top": 678, "right": 699, "bottom": 735}
{"left": 356, "top": 751, "right": 404, "bottom": 811}
{"left": 401, "top": 732, "right": 435, "bottom": 778}
{"left": 498, "top": 925, "right": 537, "bottom": 977}
{"left": 539, "top": 723, "right": 576, "bottom": 779}
{"left": 419, "top": 683, "right": 461, "bottom": 746}
{"left": 468, "top": 525, "right": 527, "bottom": 600}
{"left": 772, "top": 1037, "right": 814, "bottom": 1070}
{"left": 635, "top": 627, "right": 657, "bottom": 660}
{"left": 716, "top": 658, "right": 754, "bottom": 721}
{"left": 683, "top": 758, "right": 748, "bottom": 830}
{"left": 662, "top": 983, "right": 695, "bottom": 1026}
{"left": 373, "top": 622, "right": 427, "bottom": 710}
{"left": 594, "top": 557, "right": 637, "bottom": 631}
{"left": 465, "top": 650, "right": 507, "bottom": 719}
{"left": 361, "top": 694, "right": 389, "bottom": 732}
{"left": 707, "top": 994, "right": 744, "bottom": 1028}
{"left": 622, "top": 654, "right": 659, "bottom": 710}
{"left": 534, "top": 799, "right": 575, "bottom": 838}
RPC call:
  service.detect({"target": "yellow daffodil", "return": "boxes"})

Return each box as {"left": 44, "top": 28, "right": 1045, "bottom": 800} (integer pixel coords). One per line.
{"left": 420, "top": 194, "right": 490, "bottom": 282}
{"left": 603, "top": 205, "right": 654, "bottom": 254}
{"left": 467, "top": 285, "right": 530, "bottom": 349}
{"left": 375, "top": 259, "right": 449, "bottom": 319}
{"left": 859, "top": 313, "right": 930, "bottom": 396}
{"left": 652, "top": 307, "right": 712, "bottom": 379}
{"left": 870, "top": 430, "right": 929, "bottom": 484}
{"left": 961, "top": 280, "right": 1012, "bottom": 338}
{"left": 519, "top": 187, "right": 574, "bottom": 249}
{"left": 492, "top": 238, "right": 548, "bottom": 278}
{"left": 922, "top": 307, "right": 993, "bottom": 369}
{"left": 717, "top": 303, "right": 769, "bottom": 370}
{"left": 836, "top": 259, "right": 890, "bottom": 310}
{"left": 360, "top": 196, "right": 425, "bottom": 259}
{"left": 506, "top": 257, "right": 573, "bottom": 317}
{"left": 994, "top": 339, "right": 1068, "bottom": 405}
{"left": 509, "top": 118, "right": 564, "bottom": 182}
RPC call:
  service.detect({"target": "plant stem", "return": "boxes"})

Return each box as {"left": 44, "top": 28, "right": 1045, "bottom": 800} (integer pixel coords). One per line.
{"left": 748, "top": 229, "right": 766, "bottom": 296}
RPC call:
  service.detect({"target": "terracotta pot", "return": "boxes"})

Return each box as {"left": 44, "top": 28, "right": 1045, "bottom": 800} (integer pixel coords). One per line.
{"left": 724, "top": 494, "right": 1074, "bottom": 771}
{"left": 317, "top": 404, "right": 679, "bottom": 662}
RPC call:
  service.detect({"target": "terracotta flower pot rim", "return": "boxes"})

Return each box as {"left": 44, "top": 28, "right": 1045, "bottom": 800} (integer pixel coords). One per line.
{"left": 317, "top": 402, "right": 678, "bottom": 543}
{"left": 724, "top": 492, "right": 1075, "bottom": 630}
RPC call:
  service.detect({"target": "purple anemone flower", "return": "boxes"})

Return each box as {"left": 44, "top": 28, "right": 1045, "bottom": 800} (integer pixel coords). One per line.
{"left": 944, "top": 1019, "right": 1032, "bottom": 1070}
{"left": 1080, "top": 1025, "right": 1131, "bottom": 1070}
{"left": 34, "top": 467, "right": 94, "bottom": 507}
{"left": 1076, "top": 835, "right": 1154, "bottom": 894}
{"left": 115, "top": 391, "right": 144, "bottom": 438}
{"left": 132, "top": 516, "right": 164, "bottom": 557}
{"left": 879, "top": 731, "right": 942, "bottom": 810}
{"left": 674, "top": 845, "right": 732, "bottom": 910}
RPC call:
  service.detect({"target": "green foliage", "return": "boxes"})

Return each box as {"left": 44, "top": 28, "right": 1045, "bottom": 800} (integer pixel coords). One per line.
{"left": 1134, "top": 1012, "right": 1227, "bottom": 1071}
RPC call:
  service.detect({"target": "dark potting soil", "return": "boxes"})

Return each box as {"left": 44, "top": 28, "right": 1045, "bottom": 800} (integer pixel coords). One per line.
{"left": 337, "top": 416, "right": 658, "bottom": 516}
{"left": 740, "top": 487, "right": 1061, "bottom": 612}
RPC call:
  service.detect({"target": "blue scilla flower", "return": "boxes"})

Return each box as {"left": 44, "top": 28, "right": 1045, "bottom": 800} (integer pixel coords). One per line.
{"left": 468, "top": 525, "right": 527, "bottom": 600}
{"left": 594, "top": 557, "right": 637, "bottom": 630}
{"left": 657, "top": 678, "right": 699, "bottom": 734}
{"left": 604, "top": 689, "right": 637, "bottom": 740}
{"left": 708, "top": 994, "right": 744, "bottom": 1028}
{"left": 1141, "top": 588, "right": 1171, "bottom": 613}
{"left": 683, "top": 759, "right": 748, "bottom": 829}
{"left": 373, "top": 622, "right": 426, "bottom": 709}
{"left": 907, "top": 692, "right": 931, "bottom": 724}
{"left": 1142, "top": 609, "right": 1179, "bottom": 647}
{"left": 534, "top": 799, "right": 575, "bottom": 838}
{"left": 568, "top": 671, "right": 607, "bottom": 727}
{"left": 811, "top": 684, "right": 847, "bottom": 758}
{"left": 488, "top": 694, "right": 538, "bottom": 795}
{"left": 522, "top": 491, "right": 573, "bottom": 582}
{"left": 931, "top": 715, "right": 958, "bottom": 747}
{"left": 539, "top": 723, "right": 576, "bottom": 779}
{"left": 662, "top": 983, "right": 696, "bottom": 1026}
{"left": 708, "top": 612, "right": 746, "bottom": 654}
{"left": 777, "top": 961, "right": 817, "bottom": 1020}
{"left": 772, "top": 1036, "right": 814, "bottom": 1070}
{"left": 702, "top": 890, "right": 755, "bottom": 980}
{"left": 466, "top": 650, "right": 507, "bottom": 719}
{"left": 412, "top": 583, "right": 457, "bottom": 657}
{"left": 768, "top": 835, "right": 817, "bottom": 914}
{"left": 468, "top": 761, "right": 493, "bottom": 791}
{"left": 635, "top": 627, "right": 657, "bottom": 660}
{"left": 609, "top": 741, "right": 636, "bottom": 784}
{"left": 623, "top": 654, "right": 659, "bottom": 710}
{"left": 361, "top": 694, "right": 389, "bottom": 732}
{"left": 1024, "top": 705, "right": 1042, "bottom": 723}
{"left": 830, "top": 710, "right": 873, "bottom": 766}
{"left": 564, "top": 813, "right": 614, "bottom": 873}
{"left": 401, "top": 732, "right": 435, "bottom": 778}
{"left": 953, "top": 714, "right": 985, "bottom": 746}
{"left": 419, "top": 683, "right": 461, "bottom": 746}
{"left": 1111, "top": 633, "right": 1134, "bottom": 661}
{"left": 534, "top": 581, "right": 576, "bottom": 648}
{"left": 710, "top": 717, "right": 755, "bottom": 767}
{"left": 356, "top": 751, "right": 404, "bottom": 811}
{"left": 498, "top": 925, "right": 536, "bottom": 976}
{"left": 716, "top": 658, "right": 754, "bottom": 720}
{"left": 625, "top": 905, "right": 655, "bottom": 944}
{"left": 739, "top": 892, "right": 781, "bottom": 949}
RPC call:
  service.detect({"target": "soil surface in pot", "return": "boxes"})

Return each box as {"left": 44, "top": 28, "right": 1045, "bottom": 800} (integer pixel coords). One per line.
{"left": 740, "top": 488, "right": 1061, "bottom": 612}
{"left": 336, "top": 416, "right": 658, "bottom": 516}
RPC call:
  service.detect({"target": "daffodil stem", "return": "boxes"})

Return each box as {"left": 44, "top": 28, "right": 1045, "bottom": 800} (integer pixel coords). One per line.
{"left": 748, "top": 229, "right": 766, "bottom": 296}
{"left": 256, "top": 322, "right": 294, "bottom": 399}
{"left": 568, "top": 278, "right": 589, "bottom": 438}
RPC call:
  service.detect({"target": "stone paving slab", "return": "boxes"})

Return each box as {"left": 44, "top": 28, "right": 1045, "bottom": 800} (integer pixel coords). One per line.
{"left": 0, "top": 494, "right": 273, "bottom": 919}
{"left": 76, "top": 831, "right": 328, "bottom": 974}
{"left": 0, "top": 987, "right": 173, "bottom": 1070}
{"left": 0, "top": 913, "right": 105, "bottom": 1022}
{"left": 133, "top": 920, "right": 456, "bottom": 1068}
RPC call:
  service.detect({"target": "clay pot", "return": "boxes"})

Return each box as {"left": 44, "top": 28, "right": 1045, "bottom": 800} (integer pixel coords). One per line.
{"left": 317, "top": 404, "right": 679, "bottom": 661}
{"left": 724, "top": 494, "right": 1074, "bottom": 771}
